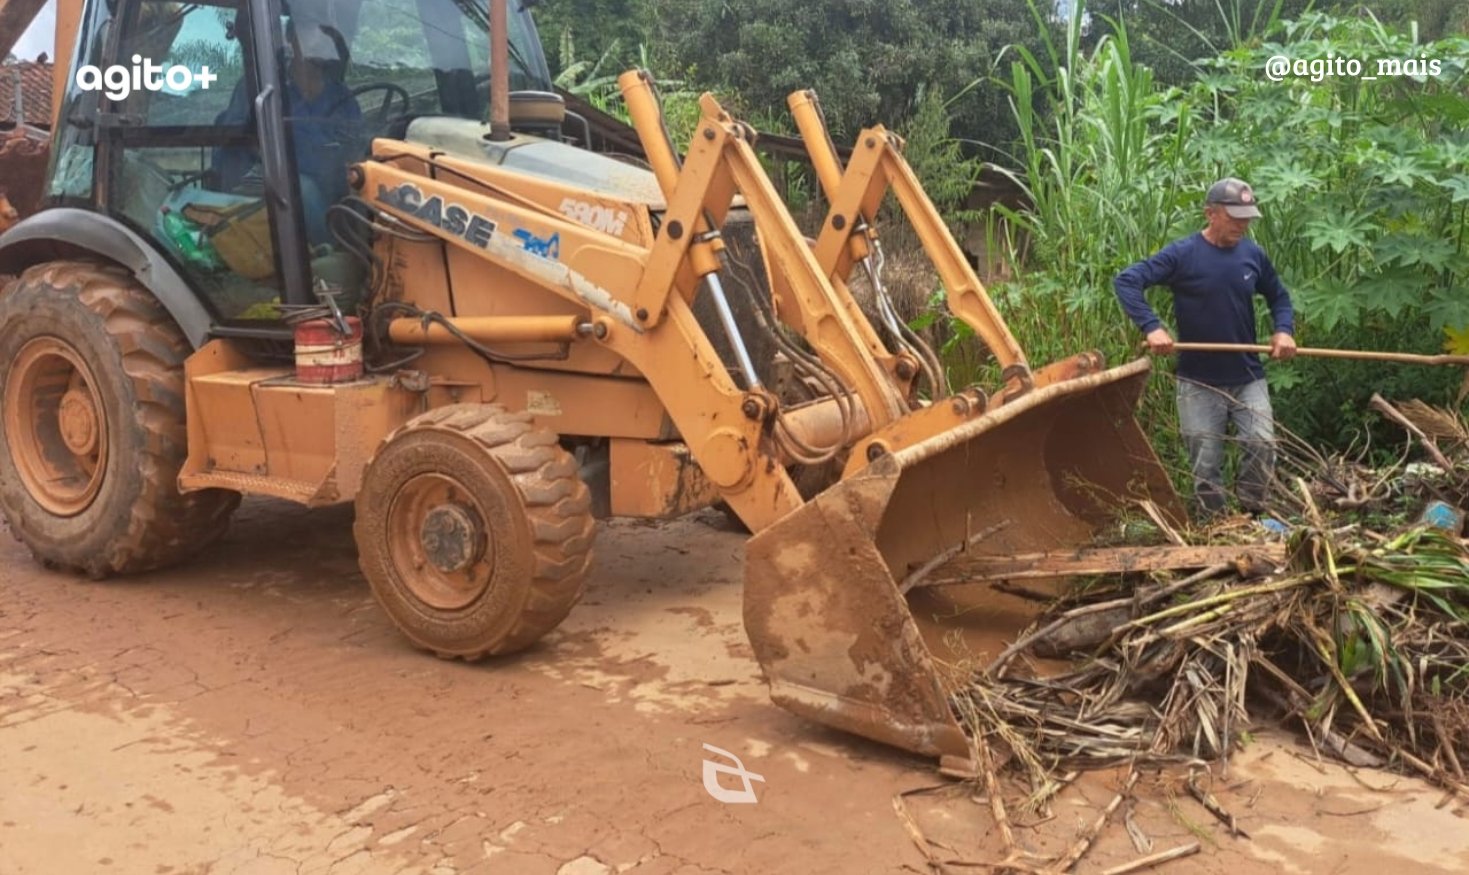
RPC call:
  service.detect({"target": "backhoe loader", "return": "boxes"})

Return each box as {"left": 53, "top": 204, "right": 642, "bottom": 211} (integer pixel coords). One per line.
{"left": 0, "top": 0, "right": 1182, "bottom": 762}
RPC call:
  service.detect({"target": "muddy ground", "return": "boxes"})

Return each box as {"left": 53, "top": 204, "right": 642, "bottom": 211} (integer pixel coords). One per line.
{"left": 3, "top": 499, "right": 1469, "bottom": 874}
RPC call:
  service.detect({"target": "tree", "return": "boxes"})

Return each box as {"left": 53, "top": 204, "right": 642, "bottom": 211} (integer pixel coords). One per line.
{"left": 653, "top": 0, "right": 1051, "bottom": 159}
{"left": 529, "top": 0, "right": 655, "bottom": 74}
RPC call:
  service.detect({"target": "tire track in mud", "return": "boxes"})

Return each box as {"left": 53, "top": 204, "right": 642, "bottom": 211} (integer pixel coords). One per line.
{"left": 0, "top": 502, "right": 923, "bottom": 875}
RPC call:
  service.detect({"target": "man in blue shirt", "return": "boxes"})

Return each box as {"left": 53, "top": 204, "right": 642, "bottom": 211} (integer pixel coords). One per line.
{"left": 283, "top": 20, "right": 362, "bottom": 231}
{"left": 1114, "top": 177, "right": 1298, "bottom": 518}
{"left": 212, "top": 17, "right": 361, "bottom": 247}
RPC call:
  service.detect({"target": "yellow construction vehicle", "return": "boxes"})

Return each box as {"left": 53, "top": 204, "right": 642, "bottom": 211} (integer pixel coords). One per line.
{"left": 0, "top": 0, "right": 1182, "bottom": 762}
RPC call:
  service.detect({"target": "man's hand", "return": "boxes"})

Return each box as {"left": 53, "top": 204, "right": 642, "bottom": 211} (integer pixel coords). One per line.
{"left": 1270, "top": 331, "right": 1297, "bottom": 361}
{"left": 1145, "top": 328, "right": 1175, "bottom": 355}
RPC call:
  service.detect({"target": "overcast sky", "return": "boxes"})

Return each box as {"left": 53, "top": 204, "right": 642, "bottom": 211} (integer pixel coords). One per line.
{"left": 11, "top": 0, "right": 56, "bottom": 61}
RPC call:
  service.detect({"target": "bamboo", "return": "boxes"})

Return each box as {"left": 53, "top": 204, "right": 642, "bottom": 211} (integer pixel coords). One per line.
{"left": 1125, "top": 575, "right": 1314, "bottom": 629}
{"left": 932, "top": 544, "right": 1285, "bottom": 586}
{"left": 1100, "top": 842, "right": 1202, "bottom": 875}
{"left": 899, "top": 518, "right": 1013, "bottom": 593}
{"left": 1185, "top": 773, "right": 1248, "bottom": 838}
{"left": 890, "top": 793, "right": 936, "bottom": 866}
{"left": 1053, "top": 768, "right": 1139, "bottom": 871}
{"left": 1165, "top": 342, "right": 1469, "bottom": 367}
{"left": 986, "top": 564, "right": 1232, "bottom": 675}
{"left": 974, "top": 730, "right": 1018, "bottom": 856}
{"left": 1370, "top": 394, "right": 1456, "bottom": 470}
{"left": 950, "top": 477, "right": 1469, "bottom": 801}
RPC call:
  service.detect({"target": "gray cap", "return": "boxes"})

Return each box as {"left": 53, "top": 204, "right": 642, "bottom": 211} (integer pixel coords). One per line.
{"left": 1205, "top": 177, "right": 1261, "bottom": 218}
{"left": 290, "top": 20, "right": 347, "bottom": 65}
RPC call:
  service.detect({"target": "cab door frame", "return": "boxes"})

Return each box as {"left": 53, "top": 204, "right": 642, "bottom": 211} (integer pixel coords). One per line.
{"left": 94, "top": 0, "right": 314, "bottom": 313}
{"left": 247, "top": 0, "right": 313, "bottom": 307}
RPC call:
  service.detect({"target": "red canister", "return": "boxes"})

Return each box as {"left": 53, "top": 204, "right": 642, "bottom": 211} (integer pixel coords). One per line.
{"left": 293, "top": 317, "right": 364, "bottom": 384}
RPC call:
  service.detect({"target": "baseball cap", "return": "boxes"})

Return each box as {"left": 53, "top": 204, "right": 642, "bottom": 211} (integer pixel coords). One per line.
{"left": 1205, "top": 177, "right": 1262, "bottom": 219}
{"left": 289, "top": 19, "right": 347, "bottom": 65}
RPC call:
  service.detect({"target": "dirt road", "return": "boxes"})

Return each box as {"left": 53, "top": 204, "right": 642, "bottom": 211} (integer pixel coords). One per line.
{"left": 4, "top": 499, "right": 1468, "bottom": 874}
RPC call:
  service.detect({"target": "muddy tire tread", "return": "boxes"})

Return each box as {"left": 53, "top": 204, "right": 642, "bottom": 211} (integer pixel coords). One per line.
{"left": 365, "top": 403, "right": 595, "bottom": 658}
{"left": 0, "top": 260, "right": 238, "bottom": 576}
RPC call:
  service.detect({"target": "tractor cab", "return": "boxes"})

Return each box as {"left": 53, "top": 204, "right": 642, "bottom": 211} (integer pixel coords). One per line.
{"left": 44, "top": 0, "right": 556, "bottom": 323}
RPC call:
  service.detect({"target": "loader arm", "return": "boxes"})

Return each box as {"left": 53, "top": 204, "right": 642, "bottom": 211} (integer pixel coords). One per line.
{"left": 788, "top": 90, "right": 1061, "bottom": 400}
{"left": 621, "top": 74, "right": 1071, "bottom": 486}
{"left": 617, "top": 72, "right": 911, "bottom": 429}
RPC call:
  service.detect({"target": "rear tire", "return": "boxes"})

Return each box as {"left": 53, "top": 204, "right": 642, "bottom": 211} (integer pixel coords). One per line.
{"left": 354, "top": 404, "right": 596, "bottom": 658}
{"left": 0, "top": 260, "right": 239, "bottom": 576}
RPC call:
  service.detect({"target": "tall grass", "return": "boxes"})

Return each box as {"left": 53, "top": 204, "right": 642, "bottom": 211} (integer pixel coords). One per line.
{"left": 994, "top": 4, "right": 1197, "bottom": 292}
{"left": 971, "top": 1, "right": 1200, "bottom": 469}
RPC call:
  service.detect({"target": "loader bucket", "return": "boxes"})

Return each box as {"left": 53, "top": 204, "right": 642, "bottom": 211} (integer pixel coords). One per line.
{"left": 743, "top": 357, "right": 1184, "bottom": 759}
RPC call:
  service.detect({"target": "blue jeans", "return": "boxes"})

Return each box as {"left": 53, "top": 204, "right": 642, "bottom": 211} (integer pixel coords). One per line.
{"left": 1177, "top": 378, "right": 1277, "bottom": 516}
{"left": 299, "top": 175, "right": 333, "bottom": 249}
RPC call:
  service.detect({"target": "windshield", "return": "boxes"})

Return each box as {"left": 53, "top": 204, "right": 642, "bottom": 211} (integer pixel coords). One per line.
{"left": 287, "top": 0, "right": 552, "bottom": 121}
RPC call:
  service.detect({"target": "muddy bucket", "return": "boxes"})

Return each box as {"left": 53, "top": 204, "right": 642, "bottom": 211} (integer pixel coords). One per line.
{"left": 743, "top": 357, "right": 1184, "bottom": 759}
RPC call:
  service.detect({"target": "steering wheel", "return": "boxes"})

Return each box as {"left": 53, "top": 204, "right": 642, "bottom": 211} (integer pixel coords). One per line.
{"left": 349, "top": 82, "right": 412, "bottom": 125}
{"left": 130, "top": 153, "right": 213, "bottom": 198}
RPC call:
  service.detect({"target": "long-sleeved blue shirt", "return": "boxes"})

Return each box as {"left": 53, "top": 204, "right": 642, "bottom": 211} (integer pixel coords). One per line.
{"left": 1114, "top": 232, "right": 1294, "bottom": 387}
{"left": 211, "top": 79, "right": 362, "bottom": 202}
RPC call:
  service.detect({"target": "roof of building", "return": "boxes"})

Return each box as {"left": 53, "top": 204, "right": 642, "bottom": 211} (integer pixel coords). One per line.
{"left": 0, "top": 60, "right": 53, "bottom": 128}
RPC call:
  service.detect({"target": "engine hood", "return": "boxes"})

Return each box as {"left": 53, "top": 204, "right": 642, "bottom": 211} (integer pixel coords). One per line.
{"left": 402, "top": 117, "right": 667, "bottom": 210}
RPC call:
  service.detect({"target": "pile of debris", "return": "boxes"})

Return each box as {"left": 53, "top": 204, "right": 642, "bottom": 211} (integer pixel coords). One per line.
{"left": 935, "top": 397, "right": 1468, "bottom": 868}
{"left": 959, "top": 522, "right": 1469, "bottom": 775}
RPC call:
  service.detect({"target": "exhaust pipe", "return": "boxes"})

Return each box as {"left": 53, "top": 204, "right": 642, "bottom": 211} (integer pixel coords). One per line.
{"left": 488, "top": 0, "right": 511, "bottom": 141}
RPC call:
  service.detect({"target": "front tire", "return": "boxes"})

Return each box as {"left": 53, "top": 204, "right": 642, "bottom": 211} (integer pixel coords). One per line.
{"left": 0, "top": 260, "right": 239, "bottom": 576}
{"left": 354, "top": 404, "right": 596, "bottom": 658}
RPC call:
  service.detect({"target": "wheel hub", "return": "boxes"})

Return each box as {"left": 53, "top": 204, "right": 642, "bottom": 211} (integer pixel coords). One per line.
{"left": 384, "top": 472, "right": 497, "bottom": 611}
{"left": 3, "top": 337, "right": 109, "bottom": 516}
{"left": 58, "top": 388, "right": 100, "bottom": 456}
{"left": 420, "top": 503, "right": 482, "bottom": 573}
